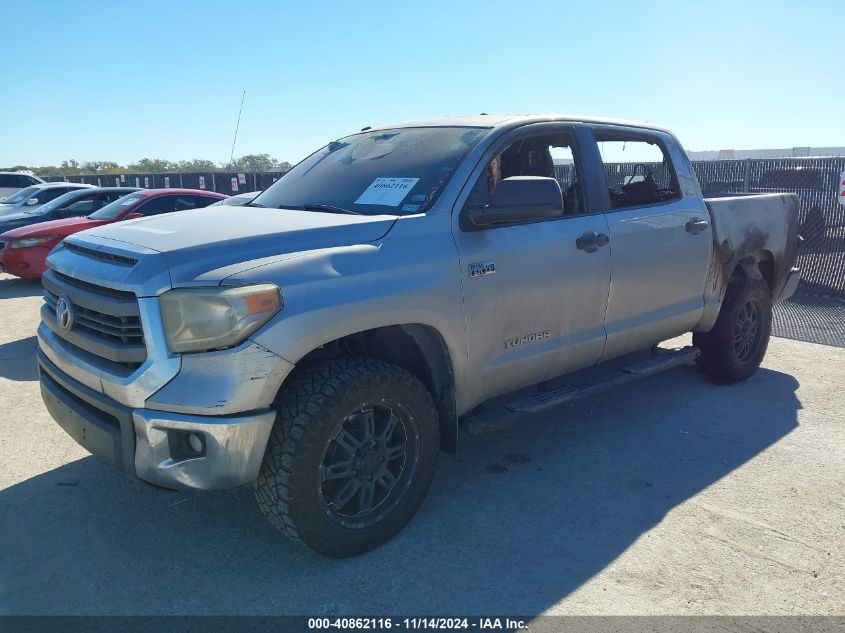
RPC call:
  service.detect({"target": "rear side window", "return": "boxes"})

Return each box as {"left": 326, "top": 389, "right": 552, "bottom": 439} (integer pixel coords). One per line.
{"left": 595, "top": 133, "right": 681, "bottom": 209}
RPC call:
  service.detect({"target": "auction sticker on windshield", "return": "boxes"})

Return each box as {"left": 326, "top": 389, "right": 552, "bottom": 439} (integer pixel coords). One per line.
{"left": 355, "top": 177, "right": 419, "bottom": 206}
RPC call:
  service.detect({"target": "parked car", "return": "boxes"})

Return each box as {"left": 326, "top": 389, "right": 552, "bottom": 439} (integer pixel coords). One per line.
{"left": 0, "top": 188, "right": 225, "bottom": 279}
{"left": 0, "top": 182, "right": 95, "bottom": 216}
{"left": 209, "top": 190, "right": 262, "bottom": 206}
{"left": 0, "top": 187, "right": 139, "bottom": 234}
{"left": 0, "top": 172, "right": 44, "bottom": 201}
{"left": 35, "top": 115, "right": 800, "bottom": 557}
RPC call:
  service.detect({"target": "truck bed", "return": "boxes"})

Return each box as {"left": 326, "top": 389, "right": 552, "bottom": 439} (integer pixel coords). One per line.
{"left": 704, "top": 193, "right": 801, "bottom": 301}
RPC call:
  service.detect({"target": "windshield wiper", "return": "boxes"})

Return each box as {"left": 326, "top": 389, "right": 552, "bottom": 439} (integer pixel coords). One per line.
{"left": 298, "top": 203, "right": 361, "bottom": 215}
{"left": 246, "top": 201, "right": 268, "bottom": 208}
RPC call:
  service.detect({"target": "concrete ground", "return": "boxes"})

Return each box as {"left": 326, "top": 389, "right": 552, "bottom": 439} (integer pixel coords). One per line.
{"left": 0, "top": 273, "right": 842, "bottom": 616}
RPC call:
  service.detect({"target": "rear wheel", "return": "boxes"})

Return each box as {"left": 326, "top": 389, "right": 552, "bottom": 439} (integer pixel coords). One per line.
{"left": 693, "top": 278, "right": 772, "bottom": 383}
{"left": 254, "top": 358, "right": 439, "bottom": 558}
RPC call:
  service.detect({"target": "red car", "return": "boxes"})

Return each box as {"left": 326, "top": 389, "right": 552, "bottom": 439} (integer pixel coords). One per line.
{"left": 0, "top": 188, "right": 227, "bottom": 279}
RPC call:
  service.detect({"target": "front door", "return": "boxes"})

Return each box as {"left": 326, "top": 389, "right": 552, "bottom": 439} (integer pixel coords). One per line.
{"left": 452, "top": 124, "right": 613, "bottom": 409}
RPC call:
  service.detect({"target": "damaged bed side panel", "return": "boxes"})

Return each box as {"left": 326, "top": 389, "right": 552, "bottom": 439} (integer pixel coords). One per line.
{"left": 696, "top": 193, "right": 800, "bottom": 331}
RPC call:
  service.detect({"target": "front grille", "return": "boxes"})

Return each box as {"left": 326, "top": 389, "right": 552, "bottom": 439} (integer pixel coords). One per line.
{"left": 42, "top": 270, "right": 147, "bottom": 368}
{"left": 44, "top": 288, "right": 144, "bottom": 346}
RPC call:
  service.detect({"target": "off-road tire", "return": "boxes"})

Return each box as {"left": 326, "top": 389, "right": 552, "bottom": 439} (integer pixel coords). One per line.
{"left": 254, "top": 357, "right": 439, "bottom": 558}
{"left": 693, "top": 278, "right": 772, "bottom": 383}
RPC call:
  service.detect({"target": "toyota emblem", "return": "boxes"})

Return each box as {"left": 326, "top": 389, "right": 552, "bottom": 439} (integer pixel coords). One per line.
{"left": 55, "top": 296, "right": 76, "bottom": 331}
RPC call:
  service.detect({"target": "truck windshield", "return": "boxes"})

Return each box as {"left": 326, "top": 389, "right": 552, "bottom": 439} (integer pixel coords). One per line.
{"left": 253, "top": 126, "right": 489, "bottom": 216}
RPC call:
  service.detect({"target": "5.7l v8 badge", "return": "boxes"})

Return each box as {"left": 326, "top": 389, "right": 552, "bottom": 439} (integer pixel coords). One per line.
{"left": 468, "top": 260, "right": 496, "bottom": 277}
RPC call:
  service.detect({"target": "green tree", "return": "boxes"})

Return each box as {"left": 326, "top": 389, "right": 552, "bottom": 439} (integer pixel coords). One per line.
{"left": 81, "top": 161, "right": 122, "bottom": 174}
{"left": 127, "top": 158, "right": 177, "bottom": 173}
{"left": 230, "top": 153, "right": 281, "bottom": 172}
{"left": 176, "top": 158, "right": 218, "bottom": 172}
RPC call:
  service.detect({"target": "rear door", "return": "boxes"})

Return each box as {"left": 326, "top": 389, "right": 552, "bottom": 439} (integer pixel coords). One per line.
{"left": 452, "top": 123, "right": 612, "bottom": 408}
{"left": 590, "top": 126, "right": 713, "bottom": 360}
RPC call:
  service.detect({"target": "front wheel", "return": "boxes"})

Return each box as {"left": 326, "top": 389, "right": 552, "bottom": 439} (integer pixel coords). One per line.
{"left": 693, "top": 278, "right": 772, "bottom": 383}
{"left": 254, "top": 358, "right": 439, "bottom": 558}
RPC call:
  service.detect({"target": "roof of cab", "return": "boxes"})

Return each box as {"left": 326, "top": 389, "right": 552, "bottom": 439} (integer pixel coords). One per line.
{"left": 367, "top": 114, "right": 673, "bottom": 135}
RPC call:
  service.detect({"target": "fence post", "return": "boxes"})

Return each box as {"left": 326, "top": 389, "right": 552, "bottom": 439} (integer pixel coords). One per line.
{"left": 212, "top": 172, "right": 217, "bottom": 194}
{"left": 742, "top": 159, "right": 751, "bottom": 193}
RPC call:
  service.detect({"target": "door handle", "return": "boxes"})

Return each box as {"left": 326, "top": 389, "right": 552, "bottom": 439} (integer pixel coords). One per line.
{"left": 686, "top": 218, "right": 710, "bottom": 234}
{"left": 576, "top": 231, "right": 610, "bottom": 253}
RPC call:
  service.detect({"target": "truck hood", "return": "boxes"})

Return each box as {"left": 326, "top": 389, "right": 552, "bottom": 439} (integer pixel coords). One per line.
{"left": 73, "top": 206, "right": 398, "bottom": 283}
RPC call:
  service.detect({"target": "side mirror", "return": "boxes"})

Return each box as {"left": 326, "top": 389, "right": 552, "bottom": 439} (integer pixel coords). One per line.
{"left": 466, "top": 177, "right": 563, "bottom": 227}
{"left": 126, "top": 212, "right": 144, "bottom": 220}
{"left": 26, "top": 198, "right": 39, "bottom": 206}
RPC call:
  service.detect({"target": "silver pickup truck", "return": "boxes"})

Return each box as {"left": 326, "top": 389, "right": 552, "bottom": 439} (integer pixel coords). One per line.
{"left": 36, "top": 115, "right": 801, "bottom": 557}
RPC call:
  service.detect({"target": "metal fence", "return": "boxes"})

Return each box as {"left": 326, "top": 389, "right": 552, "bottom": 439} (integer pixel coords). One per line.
{"left": 42, "top": 171, "right": 286, "bottom": 196}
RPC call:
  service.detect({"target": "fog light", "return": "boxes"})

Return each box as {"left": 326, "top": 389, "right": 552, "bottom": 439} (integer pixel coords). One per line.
{"left": 188, "top": 433, "right": 204, "bottom": 453}
{"left": 167, "top": 429, "right": 207, "bottom": 460}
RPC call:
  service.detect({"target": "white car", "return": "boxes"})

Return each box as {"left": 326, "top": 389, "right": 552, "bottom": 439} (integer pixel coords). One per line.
{"left": 0, "top": 182, "right": 95, "bottom": 216}
{"left": 0, "top": 172, "right": 44, "bottom": 201}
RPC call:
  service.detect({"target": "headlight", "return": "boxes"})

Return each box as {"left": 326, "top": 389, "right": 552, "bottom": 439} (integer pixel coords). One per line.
{"left": 159, "top": 284, "right": 282, "bottom": 353}
{"left": 10, "top": 235, "right": 57, "bottom": 248}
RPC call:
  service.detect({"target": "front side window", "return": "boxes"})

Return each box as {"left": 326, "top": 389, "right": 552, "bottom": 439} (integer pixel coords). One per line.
{"left": 26, "top": 190, "right": 88, "bottom": 215}
{"left": 464, "top": 131, "right": 584, "bottom": 215}
{"left": 595, "top": 133, "right": 680, "bottom": 209}
{"left": 254, "top": 126, "right": 489, "bottom": 216}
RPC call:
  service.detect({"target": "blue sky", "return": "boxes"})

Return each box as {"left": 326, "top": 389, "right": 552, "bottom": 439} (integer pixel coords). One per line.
{"left": 2, "top": 0, "right": 842, "bottom": 166}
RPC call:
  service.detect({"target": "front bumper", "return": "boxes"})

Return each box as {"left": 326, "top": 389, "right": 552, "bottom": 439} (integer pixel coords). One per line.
{"left": 38, "top": 350, "right": 276, "bottom": 490}
{"left": 0, "top": 244, "right": 51, "bottom": 279}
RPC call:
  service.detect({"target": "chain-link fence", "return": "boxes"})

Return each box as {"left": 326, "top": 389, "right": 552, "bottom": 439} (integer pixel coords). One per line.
{"left": 41, "top": 171, "right": 286, "bottom": 196}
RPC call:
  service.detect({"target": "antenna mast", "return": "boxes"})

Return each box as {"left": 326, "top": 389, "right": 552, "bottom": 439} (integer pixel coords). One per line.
{"left": 228, "top": 90, "right": 246, "bottom": 168}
